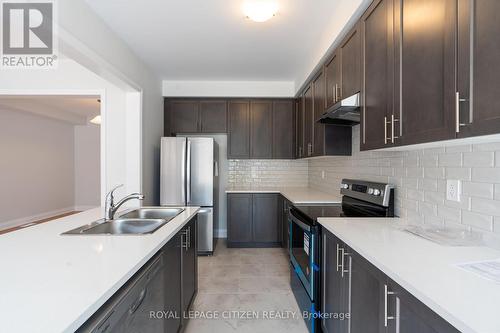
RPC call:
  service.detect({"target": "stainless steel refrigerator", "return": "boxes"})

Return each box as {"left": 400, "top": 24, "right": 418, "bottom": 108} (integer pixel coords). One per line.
{"left": 160, "top": 137, "right": 218, "bottom": 255}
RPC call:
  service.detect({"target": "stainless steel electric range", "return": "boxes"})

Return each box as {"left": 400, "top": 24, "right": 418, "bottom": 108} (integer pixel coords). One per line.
{"left": 289, "top": 179, "right": 395, "bottom": 333}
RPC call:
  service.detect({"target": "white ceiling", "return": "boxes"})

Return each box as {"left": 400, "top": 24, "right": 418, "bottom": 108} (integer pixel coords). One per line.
{"left": 84, "top": 0, "right": 365, "bottom": 86}
{"left": 0, "top": 96, "right": 100, "bottom": 125}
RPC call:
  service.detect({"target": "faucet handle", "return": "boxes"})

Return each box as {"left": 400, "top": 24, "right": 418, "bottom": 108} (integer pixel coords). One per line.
{"left": 107, "top": 184, "right": 123, "bottom": 196}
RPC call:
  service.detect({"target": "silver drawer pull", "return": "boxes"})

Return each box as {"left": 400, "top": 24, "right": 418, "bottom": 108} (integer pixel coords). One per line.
{"left": 384, "top": 284, "right": 395, "bottom": 327}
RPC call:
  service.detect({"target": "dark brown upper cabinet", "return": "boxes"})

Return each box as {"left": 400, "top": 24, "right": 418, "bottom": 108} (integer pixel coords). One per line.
{"left": 250, "top": 100, "right": 273, "bottom": 159}
{"left": 296, "top": 97, "right": 305, "bottom": 158}
{"left": 199, "top": 100, "right": 227, "bottom": 133}
{"left": 360, "top": 0, "right": 395, "bottom": 151}
{"left": 456, "top": 0, "right": 500, "bottom": 138}
{"left": 168, "top": 100, "right": 200, "bottom": 134}
{"left": 165, "top": 99, "right": 226, "bottom": 135}
{"left": 325, "top": 51, "right": 341, "bottom": 109}
{"left": 228, "top": 100, "right": 250, "bottom": 159}
{"left": 395, "top": 0, "right": 457, "bottom": 146}
{"left": 273, "top": 100, "right": 295, "bottom": 159}
{"left": 339, "top": 24, "right": 362, "bottom": 99}
{"left": 312, "top": 71, "right": 326, "bottom": 156}
{"left": 303, "top": 85, "right": 314, "bottom": 157}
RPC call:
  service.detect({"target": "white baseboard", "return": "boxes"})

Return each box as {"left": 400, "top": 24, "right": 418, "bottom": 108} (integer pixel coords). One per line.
{"left": 0, "top": 207, "right": 77, "bottom": 231}
{"left": 215, "top": 229, "right": 227, "bottom": 238}
{"left": 74, "top": 205, "right": 98, "bottom": 211}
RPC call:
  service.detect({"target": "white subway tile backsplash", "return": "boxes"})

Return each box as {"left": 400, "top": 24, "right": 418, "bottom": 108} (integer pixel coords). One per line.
{"left": 462, "top": 211, "right": 494, "bottom": 232}
{"left": 308, "top": 125, "right": 500, "bottom": 236}
{"left": 471, "top": 168, "right": 500, "bottom": 183}
{"left": 229, "top": 159, "right": 308, "bottom": 188}
{"left": 438, "top": 153, "right": 462, "bottom": 167}
{"left": 473, "top": 142, "right": 500, "bottom": 152}
{"left": 437, "top": 206, "right": 461, "bottom": 222}
{"left": 470, "top": 197, "right": 500, "bottom": 216}
{"left": 462, "top": 182, "right": 494, "bottom": 199}
{"left": 463, "top": 152, "right": 495, "bottom": 167}
{"left": 445, "top": 167, "right": 471, "bottom": 181}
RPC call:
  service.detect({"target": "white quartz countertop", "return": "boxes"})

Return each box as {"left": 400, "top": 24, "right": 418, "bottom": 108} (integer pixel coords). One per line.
{"left": 225, "top": 186, "right": 342, "bottom": 204}
{"left": 0, "top": 206, "right": 199, "bottom": 333}
{"left": 318, "top": 217, "right": 500, "bottom": 333}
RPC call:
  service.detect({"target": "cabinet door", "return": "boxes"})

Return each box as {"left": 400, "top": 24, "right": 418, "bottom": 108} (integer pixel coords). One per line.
{"left": 273, "top": 100, "right": 295, "bottom": 159}
{"left": 181, "top": 218, "right": 197, "bottom": 315}
{"left": 395, "top": 0, "right": 456, "bottom": 146}
{"left": 296, "top": 97, "right": 305, "bottom": 158}
{"left": 325, "top": 52, "right": 341, "bottom": 109}
{"left": 361, "top": 0, "right": 395, "bottom": 151}
{"left": 457, "top": 0, "right": 500, "bottom": 138}
{"left": 252, "top": 194, "right": 279, "bottom": 243}
{"left": 312, "top": 71, "right": 325, "bottom": 156}
{"left": 386, "top": 282, "right": 460, "bottom": 333}
{"left": 250, "top": 100, "right": 273, "bottom": 159}
{"left": 340, "top": 25, "right": 361, "bottom": 99}
{"left": 200, "top": 100, "right": 227, "bottom": 133}
{"left": 303, "top": 85, "right": 314, "bottom": 157}
{"left": 163, "top": 233, "right": 182, "bottom": 333}
{"left": 227, "top": 193, "right": 253, "bottom": 244}
{"left": 322, "top": 230, "right": 348, "bottom": 333}
{"left": 228, "top": 101, "right": 250, "bottom": 159}
{"left": 349, "top": 251, "right": 386, "bottom": 333}
{"left": 169, "top": 100, "right": 200, "bottom": 134}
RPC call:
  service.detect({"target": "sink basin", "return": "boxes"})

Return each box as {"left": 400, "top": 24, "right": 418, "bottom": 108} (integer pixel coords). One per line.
{"left": 401, "top": 225, "right": 483, "bottom": 246}
{"left": 63, "top": 218, "right": 168, "bottom": 235}
{"left": 119, "top": 207, "right": 184, "bottom": 220}
{"left": 61, "top": 207, "right": 184, "bottom": 235}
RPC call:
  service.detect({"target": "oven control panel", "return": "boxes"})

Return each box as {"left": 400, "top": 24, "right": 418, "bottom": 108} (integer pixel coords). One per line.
{"left": 340, "top": 179, "right": 394, "bottom": 207}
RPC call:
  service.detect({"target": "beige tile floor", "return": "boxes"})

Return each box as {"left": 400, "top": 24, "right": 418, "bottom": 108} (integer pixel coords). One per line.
{"left": 184, "top": 239, "right": 308, "bottom": 333}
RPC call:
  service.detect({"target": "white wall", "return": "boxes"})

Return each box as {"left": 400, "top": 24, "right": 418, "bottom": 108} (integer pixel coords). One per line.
{"left": 74, "top": 123, "right": 100, "bottom": 210}
{"left": 0, "top": 109, "right": 75, "bottom": 227}
{"left": 163, "top": 80, "right": 295, "bottom": 97}
{"left": 0, "top": 59, "right": 137, "bottom": 205}
{"left": 57, "top": 0, "right": 163, "bottom": 205}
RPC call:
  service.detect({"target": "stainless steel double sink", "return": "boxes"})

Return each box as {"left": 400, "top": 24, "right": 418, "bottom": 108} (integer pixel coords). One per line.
{"left": 62, "top": 207, "right": 184, "bottom": 235}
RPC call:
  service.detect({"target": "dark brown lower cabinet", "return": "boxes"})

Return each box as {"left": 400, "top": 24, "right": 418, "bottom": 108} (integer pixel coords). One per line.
{"left": 163, "top": 233, "right": 182, "bottom": 333}
{"left": 181, "top": 218, "right": 197, "bottom": 317}
{"left": 321, "top": 228, "right": 460, "bottom": 333}
{"left": 227, "top": 193, "right": 280, "bottom": 247}
{"left": 279, "top": 196, "right": 292, "bottom": 249}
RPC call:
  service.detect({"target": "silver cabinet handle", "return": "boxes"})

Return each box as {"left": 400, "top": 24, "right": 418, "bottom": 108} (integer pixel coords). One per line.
{"left": 181, "top": 230, "right": 189, "bottom": 251}
{"left": 384, "top": 117, "right": 391, "bottom": 144}
{"left": 186, "top": 140, "right": 192, "bottom": 204}
{"left": 391, "top": 114, "right": 399, "bottom": 143}
{"left": 384, "top": 284, "right": 395, "bottom": 327}
{"left": 298, "top": 146, "right": 302, "bottom": 158}
{"left": 336, "top": 84, "right": 341, "bottom": 102}
{"left": 455, "top": 92, "right": 468, "bottom": 133}
{"left": 187, "top": 226, "right": 191, "bottom": 248}
{"left": 333, "top": 85, "right": 337, "bottom": 103}
{"left": 336, "top": 243, "right": 341, "bottom": 272}
{"left": 340, "top": 248, "right": 350, "bottom": 278}
{"left": 334, "top": 84, "right": 338, "bottom": 102}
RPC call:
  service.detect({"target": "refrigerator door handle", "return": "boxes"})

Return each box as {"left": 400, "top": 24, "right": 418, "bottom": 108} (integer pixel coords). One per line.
{"left": 186, "top": 139, "right": 192, "bottom": 205}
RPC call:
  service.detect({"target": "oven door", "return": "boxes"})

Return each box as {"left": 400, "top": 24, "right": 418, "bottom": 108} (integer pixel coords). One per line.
{"left": 289, "top": 208, "right": 317, "bottom": 300}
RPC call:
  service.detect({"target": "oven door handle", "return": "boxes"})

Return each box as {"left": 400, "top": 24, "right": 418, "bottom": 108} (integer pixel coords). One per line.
{"left": 289, "top": 210, "right": 311, "bottom": 232}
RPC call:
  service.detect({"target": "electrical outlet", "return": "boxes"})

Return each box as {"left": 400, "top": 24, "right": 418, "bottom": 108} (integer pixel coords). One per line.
{"left": 321, "top": 170, "right": 326, "bottom": 179}
{"left": 446, "top": 180, "right": 461, "bottom": 202}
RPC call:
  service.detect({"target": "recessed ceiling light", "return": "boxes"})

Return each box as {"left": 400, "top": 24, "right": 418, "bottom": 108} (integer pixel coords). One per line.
{"left": 90, "top": 115, "right": 101, "bottom": 125}
{"left": 243, "top": 1, "right": 278, "bottom": 23}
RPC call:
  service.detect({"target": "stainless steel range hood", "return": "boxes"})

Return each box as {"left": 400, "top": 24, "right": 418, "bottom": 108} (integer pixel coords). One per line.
{"left": 318, "top": 92, "right": 361, "bottom": 125}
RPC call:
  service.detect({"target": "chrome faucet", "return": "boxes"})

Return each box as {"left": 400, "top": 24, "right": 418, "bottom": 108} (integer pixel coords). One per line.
{"left": 105, "top": 184, "right": 145, "bottom": 220}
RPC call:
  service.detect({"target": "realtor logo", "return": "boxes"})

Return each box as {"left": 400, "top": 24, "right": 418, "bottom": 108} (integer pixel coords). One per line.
{"left": 1, "top": 1, "right": 57, "bottom": 69}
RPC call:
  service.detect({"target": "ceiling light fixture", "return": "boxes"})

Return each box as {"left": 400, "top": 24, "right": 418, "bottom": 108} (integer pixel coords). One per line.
{"left": 243, "top": 1, "right": 278, "bottom": 22}
{"left": 90, "top": 115, "right": 101, "bottom": 125}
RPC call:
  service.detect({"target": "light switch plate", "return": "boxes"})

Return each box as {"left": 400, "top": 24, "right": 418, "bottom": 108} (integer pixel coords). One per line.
{"left": 446, "top": 180, "right": 461, "bottom": 202}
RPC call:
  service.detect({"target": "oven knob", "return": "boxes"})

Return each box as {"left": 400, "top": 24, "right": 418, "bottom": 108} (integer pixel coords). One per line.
{"left": 341, "top": 184, "right": 349, "bottom": 189}
{"left": 367, "top": 188, "right": 374, "bottom": 195}
{"left": 373, "top": 189, "right": 381, "bottom": 196}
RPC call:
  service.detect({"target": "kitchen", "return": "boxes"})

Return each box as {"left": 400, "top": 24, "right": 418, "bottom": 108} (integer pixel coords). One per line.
{"left": 1, "top": 0, "right": 500, "bottom": 333}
